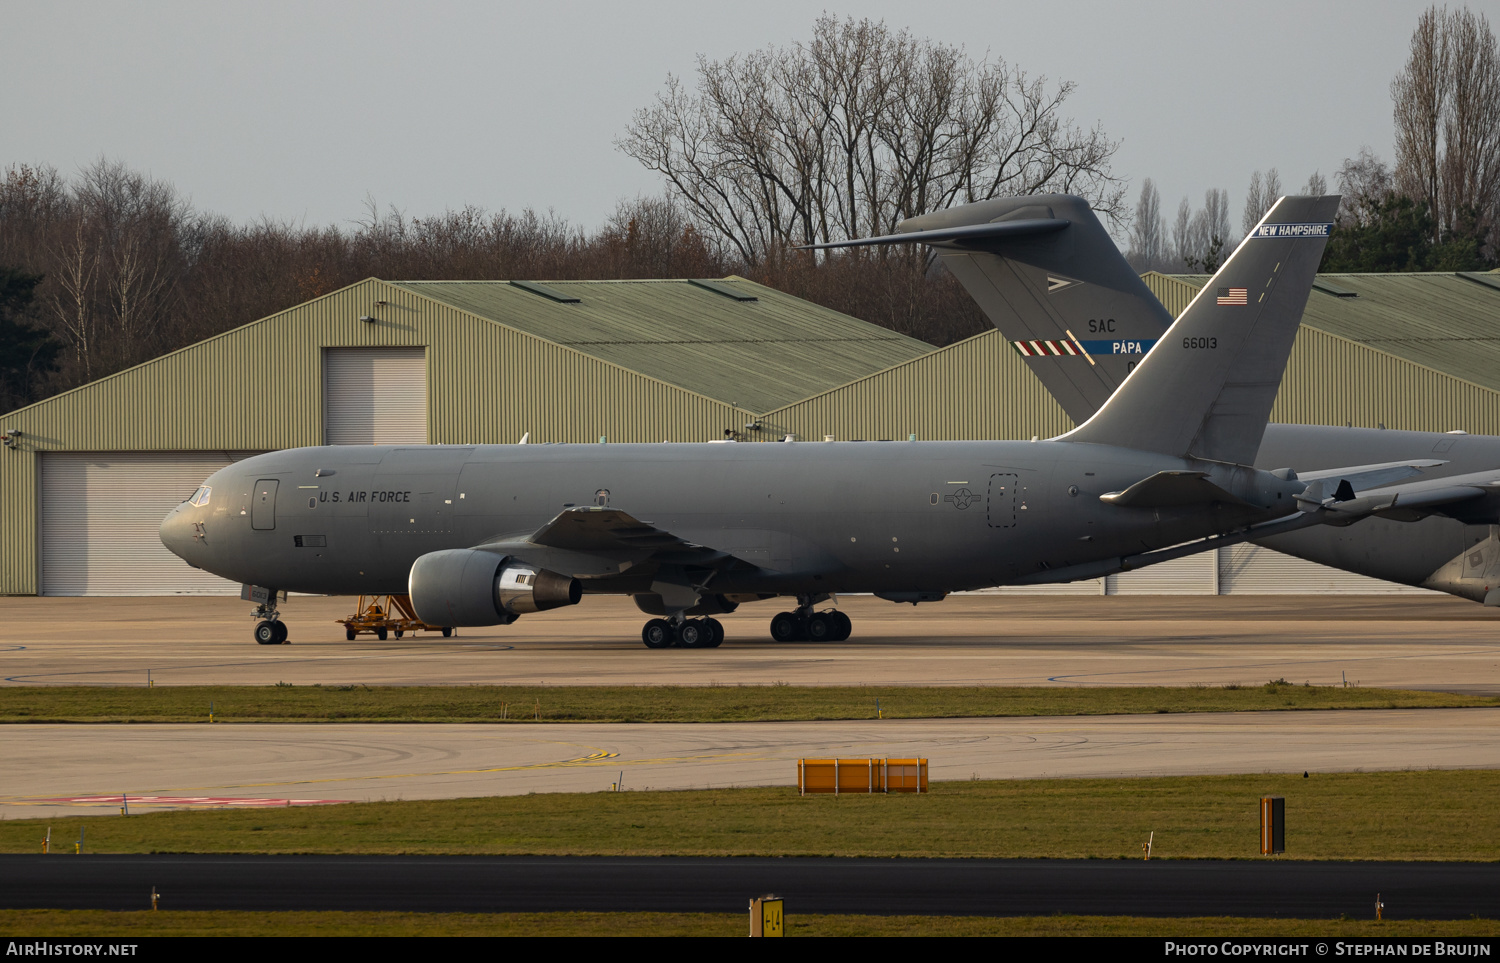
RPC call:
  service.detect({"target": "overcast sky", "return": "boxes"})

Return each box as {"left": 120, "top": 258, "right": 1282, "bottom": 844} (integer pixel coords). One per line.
{"left": 7, "top": 0, "right": 1497, "bottom": 239}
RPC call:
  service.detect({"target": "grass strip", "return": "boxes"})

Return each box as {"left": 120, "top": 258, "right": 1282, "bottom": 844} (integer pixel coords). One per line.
{"left": 0, "top": 910, "right": 1496, "bottom": 937}
{"left": 0, "top": 683, "right": 1491, "bottom": 724}
{"left": 5, "top": 771, "right": 1500, "bottom": 861}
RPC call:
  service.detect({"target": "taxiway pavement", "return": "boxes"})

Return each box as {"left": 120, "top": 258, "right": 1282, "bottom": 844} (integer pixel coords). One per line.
{"left": 5, "top": 595, "right": 1500, "bottom": 693}
{"left": 5, "top": 709, "right": 1499, "bottom": 817}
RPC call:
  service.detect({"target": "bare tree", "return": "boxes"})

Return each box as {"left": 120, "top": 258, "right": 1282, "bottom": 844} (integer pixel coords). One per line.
{"left": 618, "top": 15, "right": 1126, "bottom": 264}
{"left": 1172, "top": 196, "right": 1193, "bottom": 270}
{"left": 1303, "top": 170, "right": 1328, "bottom": 196}
{"left": 1242, "top": 168, "right": 1282, "bottom": 233}
{"left": 1393, "top": 5, "right": 1500, "bottom": 248}
{"left": 1127, "top": 178, "right": 1167, "bottom": 271}
{"left": 1336, "top": 147, "right": 1395, "bottom": 225}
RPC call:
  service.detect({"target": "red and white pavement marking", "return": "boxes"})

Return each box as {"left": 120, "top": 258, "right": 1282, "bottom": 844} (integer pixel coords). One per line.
{"left": 28, "top": 794, "right": 349, "bottom": 808}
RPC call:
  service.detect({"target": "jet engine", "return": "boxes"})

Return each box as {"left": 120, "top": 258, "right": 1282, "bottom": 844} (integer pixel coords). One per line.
{"left": 409, "top": 549, "right": 582, "bottom": 626}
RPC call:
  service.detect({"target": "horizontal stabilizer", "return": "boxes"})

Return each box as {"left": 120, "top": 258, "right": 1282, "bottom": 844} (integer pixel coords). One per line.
{"left": 1100, "top": 470, "right": 1256, "bottom": 509}
{"left": 1294, "top": 459, "right": 1447, "bottom": 492}
{"left": 797, "top": 218, "right": 1068, "bottom": 250}
{"left": 1318, "top": 483, "right": 1487, "bottom": 521}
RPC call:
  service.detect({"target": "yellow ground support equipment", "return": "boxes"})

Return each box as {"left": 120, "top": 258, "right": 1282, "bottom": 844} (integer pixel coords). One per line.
{"left": 337, "top": 594, "right": 453, "bottom": 641}
{"left": 797, "top": 758, "right": 927, "bottom": 794}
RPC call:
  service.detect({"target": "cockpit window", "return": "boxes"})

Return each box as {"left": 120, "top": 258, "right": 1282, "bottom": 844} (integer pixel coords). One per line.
{"left": 189, "top": 487, "right": 211, "bottom": 507}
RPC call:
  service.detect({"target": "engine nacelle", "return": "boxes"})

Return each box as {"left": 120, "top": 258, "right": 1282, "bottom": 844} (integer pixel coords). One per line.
{"left": 409, "top": 549, "right": 581, "bottom": 626}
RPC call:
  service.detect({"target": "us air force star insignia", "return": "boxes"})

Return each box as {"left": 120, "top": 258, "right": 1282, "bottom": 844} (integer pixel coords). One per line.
{"left": 944, "top": 488, "right": 976, "bottom": 510}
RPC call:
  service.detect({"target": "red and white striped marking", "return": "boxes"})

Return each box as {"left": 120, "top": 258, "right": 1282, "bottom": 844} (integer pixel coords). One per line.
{"left": 1013, "top": 339, "right": 1082, "bottom": 357}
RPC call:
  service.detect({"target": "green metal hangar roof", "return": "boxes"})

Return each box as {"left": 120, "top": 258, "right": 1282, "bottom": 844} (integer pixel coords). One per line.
{"left": 0, "top": 277, "right": 931, "bottom": 596}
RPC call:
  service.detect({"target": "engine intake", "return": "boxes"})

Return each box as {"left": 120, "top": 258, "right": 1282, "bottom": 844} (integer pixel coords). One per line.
{"left": 409, "top": 549, "right": 581, "bottom": 626}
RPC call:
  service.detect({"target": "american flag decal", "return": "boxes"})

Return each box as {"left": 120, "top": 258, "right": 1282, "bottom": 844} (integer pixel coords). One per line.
{"left": 1217, "top": 287, "right": 1248, "bottom": 305}
{"left": 1013, "top": 337, "right": 1085, "bottom": 358}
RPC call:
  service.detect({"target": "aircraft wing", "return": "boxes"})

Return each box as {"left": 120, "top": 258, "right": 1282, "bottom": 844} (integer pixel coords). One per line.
{"left": 475, "top": 507, "right": 756, "bottom": 578}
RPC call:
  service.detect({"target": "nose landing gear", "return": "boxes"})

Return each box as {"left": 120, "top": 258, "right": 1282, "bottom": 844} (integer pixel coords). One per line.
{"left": 243, "top": 584, "right": 289, "bottom": 645}
{"left": 254, "top": 619, "right": 288, "bottom": 645}
{"left": 640, "top": 616, "right": 725, "bottom": 648}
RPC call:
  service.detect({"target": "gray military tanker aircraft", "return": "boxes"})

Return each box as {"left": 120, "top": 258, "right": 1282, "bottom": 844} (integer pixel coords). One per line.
{"left": 803, "top": 194, "right": 1500, "bottom": 604}
{"left": 162, "top": 195, "right": 1471, "bottom": 647}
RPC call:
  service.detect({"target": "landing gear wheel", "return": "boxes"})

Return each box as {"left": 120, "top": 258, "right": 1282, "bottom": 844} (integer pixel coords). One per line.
{"left": 394, "top": 629, "right": 404, "bottom": 639}
{"left": 273, "top": 621, "right": 288, "bottom": 644}
{"left": 701, "top": 617, "right": 725, "bottom": 648}
{"left": 642, "top": 618, "right": 674, "bottom": 648}
{"left": 806, "top": 612, "right": 835, "bottom": 641}
{"left": 346, "top": 628, "right": 356, "bottom": 641}
{"left": 254, "top": 620, "right": 283, "bottom": 645}
{"left": 375, "top": 627, "right": 388, "bottom": 641}
{"left": 677, "top": 619, "right": 706, "bottom": 648}
{"left": 829, "top": 610, "right": 852, "bottom": 641}
{"left": 441, "top": 627, "right": 453, "bottom": 638}
{"left": 770, "top": 611, "right": 806, "bottom": 642}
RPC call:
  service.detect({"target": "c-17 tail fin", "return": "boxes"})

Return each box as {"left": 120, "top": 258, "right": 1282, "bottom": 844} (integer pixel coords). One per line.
{"left": 804, "top": 194, "right": 1167, "bottom": 424}
{"left": 1059, "top": 195, "right": 1339, "bottom": 465}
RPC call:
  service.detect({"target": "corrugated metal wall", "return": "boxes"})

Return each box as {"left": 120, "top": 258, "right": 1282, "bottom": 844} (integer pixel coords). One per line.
{"left": 761, "top": 330, "right": 1075, "bottom": 443}
{"left": 1143, "top": 272, "right": 1500, "bottom": 434}
{"left": 1273, "top": 326, "right": 1500, "bottom": 433}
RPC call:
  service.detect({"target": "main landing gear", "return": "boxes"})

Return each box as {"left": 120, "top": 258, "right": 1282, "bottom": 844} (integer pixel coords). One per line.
{"left": 769, "top": 600, "right": 852, "bottom": 642}
{"left": 641, "top": 617, "right": 725, "bottom": 649}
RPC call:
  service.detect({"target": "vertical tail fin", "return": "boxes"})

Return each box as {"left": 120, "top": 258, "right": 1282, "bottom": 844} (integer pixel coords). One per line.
{"left": 1060, "top": 195, "right": 1339, "bottom": 464}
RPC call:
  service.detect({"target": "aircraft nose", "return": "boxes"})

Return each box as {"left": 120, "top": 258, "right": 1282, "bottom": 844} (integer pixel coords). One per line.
{"left": 159, "top": 505, "right": 195, "bottom": 560}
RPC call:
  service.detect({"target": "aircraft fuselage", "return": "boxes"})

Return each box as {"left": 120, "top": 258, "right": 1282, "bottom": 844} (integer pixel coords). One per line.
{"left": 161, "top": 439, "right": 1288, "bottom": 598}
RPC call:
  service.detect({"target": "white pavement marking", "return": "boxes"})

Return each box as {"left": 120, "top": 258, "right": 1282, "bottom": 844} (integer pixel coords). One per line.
{"left": 4, "top": 709, "right": 1498, "bottom": 817}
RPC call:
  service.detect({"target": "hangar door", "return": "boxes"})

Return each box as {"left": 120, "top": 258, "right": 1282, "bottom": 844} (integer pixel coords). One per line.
{"left": 1106, "top": 554, "right": 1217, "bottom": 595}
{"left": 323, "top": 347, "right": 427, "bottom": 444}
{"left": 41, "top": 452, "right": 255, "bottom": 596}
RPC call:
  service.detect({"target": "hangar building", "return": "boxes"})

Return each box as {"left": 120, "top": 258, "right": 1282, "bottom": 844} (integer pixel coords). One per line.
{"left": 2, "top": 271, "right": 1498, "bottom": 598}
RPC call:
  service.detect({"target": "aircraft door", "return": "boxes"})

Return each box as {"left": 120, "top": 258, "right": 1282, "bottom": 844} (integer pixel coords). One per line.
{"left": 987, "top": 474, "right": 1018, "bottom": 529}
{"left": 252, "top": 479, "right": 279, "bottom": 531}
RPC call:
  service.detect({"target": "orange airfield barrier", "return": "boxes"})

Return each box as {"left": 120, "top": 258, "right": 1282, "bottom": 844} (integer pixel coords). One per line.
{"left": 797, "top": 758, "right": 927, "bottom": 795}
